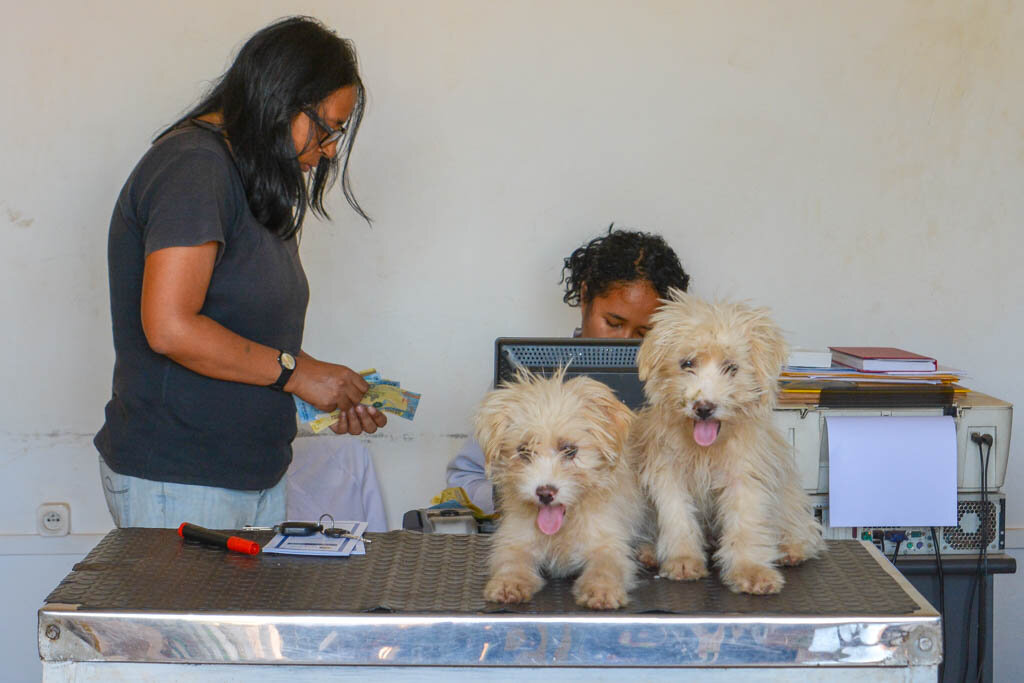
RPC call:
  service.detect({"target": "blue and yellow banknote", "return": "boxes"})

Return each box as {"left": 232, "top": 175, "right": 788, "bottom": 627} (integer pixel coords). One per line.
{"left": 294, "top": 368, "right": 420, "bottom": 433}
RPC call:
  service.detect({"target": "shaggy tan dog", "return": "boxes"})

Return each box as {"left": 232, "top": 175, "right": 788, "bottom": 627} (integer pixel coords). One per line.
{"left": 475, "top": 371, "right": 640, "bottom": 609}
{"left": 631, "top": 291, "right": 824, "bottom": 594}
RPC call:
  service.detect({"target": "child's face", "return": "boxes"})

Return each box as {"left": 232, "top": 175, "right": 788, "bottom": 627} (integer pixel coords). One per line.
{"left": 579, "top": 280, "right": 661, "bottom": 339}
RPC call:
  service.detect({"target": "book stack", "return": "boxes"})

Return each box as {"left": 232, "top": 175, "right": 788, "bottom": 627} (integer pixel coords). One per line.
{"left": 778, "top": 346, "right": 968, "bottom": 407}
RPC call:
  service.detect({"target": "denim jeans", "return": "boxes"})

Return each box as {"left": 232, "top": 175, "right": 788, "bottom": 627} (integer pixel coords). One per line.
{"left": 99, "top": 456, "right": 286, "bottom": 529}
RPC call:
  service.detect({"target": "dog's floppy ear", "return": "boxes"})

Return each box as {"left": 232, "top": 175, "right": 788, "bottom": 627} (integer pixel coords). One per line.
{"left": 600, "top": 396, "right": 635, "bottom": 461}
{"left": 636, "top": 332, "right": 662, "bottom": 382}
{"left": 637, "top": 288, "right": 692, "bottom": 381}
{"left": 473, "top": 388, "right": 515, "bottom": 475}
{"left": 744, "top": 305, "right": 788, "bottom": 406}
{"left": 579, "top": 379, "right": 635, "bottom": 464}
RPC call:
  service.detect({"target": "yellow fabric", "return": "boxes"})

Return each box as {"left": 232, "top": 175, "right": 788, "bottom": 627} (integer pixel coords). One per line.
{"left": 430, "top": 487, "right": 498, "bottom": 520}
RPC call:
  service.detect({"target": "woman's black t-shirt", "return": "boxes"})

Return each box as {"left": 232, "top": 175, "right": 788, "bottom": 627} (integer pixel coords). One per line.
{"left": 95, "top": 123, "right": 309, "bottom": 490}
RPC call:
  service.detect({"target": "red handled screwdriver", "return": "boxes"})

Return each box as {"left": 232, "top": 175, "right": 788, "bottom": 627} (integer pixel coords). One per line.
{"left": 177, "top": 522, "right": 261, "bottom": 555}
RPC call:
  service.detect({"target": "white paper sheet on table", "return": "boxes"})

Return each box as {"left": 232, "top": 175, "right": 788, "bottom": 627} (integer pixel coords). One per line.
{"left": 826, "top": 416, "right": 957, "bottom": 527}
{"left": 262, "top": 521, "right": 368, "bottom": 556}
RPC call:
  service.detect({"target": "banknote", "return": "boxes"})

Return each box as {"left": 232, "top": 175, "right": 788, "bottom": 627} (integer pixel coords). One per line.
{"left": 380, "top": 389, "right": 420, "bottom": 421}
{"left": 294, "top": 369, "right": 382, "bottom": 424}
{"left": 358, "top": 368, "right": 382, "bottom": 383}
{"left": 309, "top": 411, "right": 342, "bottom": 434}
{"left": 359, "top": 383, "right": 408, "bottom": 413}
{"left": 295, "top": 369, "right": 420, "bottom": 431}
{"left": 294, "top": 396, "right": 319, "bottom": 423}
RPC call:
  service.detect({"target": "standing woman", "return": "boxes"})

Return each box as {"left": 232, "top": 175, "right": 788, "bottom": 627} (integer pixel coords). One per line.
{"left": 95, "top": 17, "right": 385, "bottom": 529}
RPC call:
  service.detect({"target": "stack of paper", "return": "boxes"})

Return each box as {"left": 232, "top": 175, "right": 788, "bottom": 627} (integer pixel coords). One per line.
{"left": 786, "top": 348, "right": 833, "bottom": 369}
{"left": 778, "top": 364, "right": 968, "bottom": 406}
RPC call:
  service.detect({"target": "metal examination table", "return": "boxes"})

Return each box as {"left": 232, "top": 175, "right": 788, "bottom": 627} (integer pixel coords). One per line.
{"left": 39, "top": 529, "right": 942, "bottom": 681}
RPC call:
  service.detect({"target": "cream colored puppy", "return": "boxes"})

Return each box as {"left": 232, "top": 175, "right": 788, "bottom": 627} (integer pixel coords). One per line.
{"left": 475, "top": 371, "right": 640, "bottom": 609}
{"left": 631, "top": 291, "right": 825, "bottom": 595}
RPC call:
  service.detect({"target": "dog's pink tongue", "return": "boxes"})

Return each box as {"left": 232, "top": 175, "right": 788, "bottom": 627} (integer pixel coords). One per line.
{"left": 693, "top": 419, "right": 721, "bottom": 446}
{"left": 536, "top": 504, "right": 566, "bottom": 535}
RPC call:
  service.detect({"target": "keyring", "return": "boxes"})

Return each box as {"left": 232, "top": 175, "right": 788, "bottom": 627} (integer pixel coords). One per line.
{"left": 318, "top": 513, "right": 336, "bottom": 532}
{"left": 317, "top": 513, "right": 372, "bottom": 543}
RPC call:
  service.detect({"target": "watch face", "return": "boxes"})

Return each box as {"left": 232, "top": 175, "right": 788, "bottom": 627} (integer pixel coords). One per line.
{"left": 281, "top": 352, "right": 296, "bottom": 370}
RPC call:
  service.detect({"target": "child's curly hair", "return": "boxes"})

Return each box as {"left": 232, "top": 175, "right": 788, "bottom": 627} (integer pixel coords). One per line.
{"left": 561, "top": 225, "right": 690, "bottom": 307}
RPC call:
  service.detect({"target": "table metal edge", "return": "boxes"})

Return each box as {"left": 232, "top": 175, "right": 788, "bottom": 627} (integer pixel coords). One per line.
{"left": 39, "top": 603, "right": 941, "bottom": 669}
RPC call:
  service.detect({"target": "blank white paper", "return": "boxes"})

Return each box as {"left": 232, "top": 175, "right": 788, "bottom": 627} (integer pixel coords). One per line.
{"left": 826, "top": 416, "right": 957, "bottom": 527}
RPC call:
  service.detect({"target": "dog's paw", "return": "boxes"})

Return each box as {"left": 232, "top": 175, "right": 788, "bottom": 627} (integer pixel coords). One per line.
{"left": 724, "top": 564, "right": 784, "bottom": 595}
{"left": 658, "top": 555, "right": 709, "bottom": 581}
{"left": 484, "top": 575, "right": 539, "bottom": 604}
{"left": 636, "top": 543, "right": 659, "bottom": 570}
{"left": 778, "top": 543, "right": 809, "bottom": 566}
{"left": 574, "top": 580, "right": 629, "bottom": 610}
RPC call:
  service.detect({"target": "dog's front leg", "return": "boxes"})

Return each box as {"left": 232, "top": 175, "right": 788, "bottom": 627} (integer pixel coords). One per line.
{"left": 715, "top": 476, "right": 784, "bottom": 594}
{"left": 649, "top": 481, "right": 708, "bottom": 581}
{"left": 776, "top": 477, "right": 826, "bottom": 566}
{"left": 484, "top": 535, "right": 545, "bottom": 604}
{"left": 574, "top": 542, "right": 635, "bottom": 610}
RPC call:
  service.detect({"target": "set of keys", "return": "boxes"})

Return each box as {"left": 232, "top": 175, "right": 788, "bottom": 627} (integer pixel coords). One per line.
{"left": 245, "top": 514, "right": 371, "bottom": 543}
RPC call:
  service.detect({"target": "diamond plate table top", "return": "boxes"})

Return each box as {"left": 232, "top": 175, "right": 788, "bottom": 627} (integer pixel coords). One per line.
{"left": 45, "top": 530, "right": 918, "bottom": 616}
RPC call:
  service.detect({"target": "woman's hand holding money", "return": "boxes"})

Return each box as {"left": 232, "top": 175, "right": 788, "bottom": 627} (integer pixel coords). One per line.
{"left": 285, "top": 354, "right": 387, "bottom": 435}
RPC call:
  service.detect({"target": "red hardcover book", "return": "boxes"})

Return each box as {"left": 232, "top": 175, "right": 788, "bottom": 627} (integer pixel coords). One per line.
{"left": 828, "top": 346, "right": 937, "bottom": 372}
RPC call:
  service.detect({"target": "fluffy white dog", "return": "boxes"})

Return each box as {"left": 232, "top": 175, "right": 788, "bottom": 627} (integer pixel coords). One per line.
{"left": 631, "top": 291, "right": 824, "bottom": 594}
{"left": 475, "top": 371, "right": 640, "bottom": 609}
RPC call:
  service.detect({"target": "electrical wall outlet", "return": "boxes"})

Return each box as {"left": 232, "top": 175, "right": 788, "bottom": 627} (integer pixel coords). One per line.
{"left": 37, "top": 503, "right": 71, "bottom": 536}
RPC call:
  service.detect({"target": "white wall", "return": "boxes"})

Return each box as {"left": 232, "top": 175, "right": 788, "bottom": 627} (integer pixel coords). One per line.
{"left": 2, "top": 1, "right": 1022, "bottom": 680}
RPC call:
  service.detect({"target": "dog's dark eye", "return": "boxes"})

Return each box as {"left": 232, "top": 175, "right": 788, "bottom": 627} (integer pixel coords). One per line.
{"left": 516, "top": 444, "right": 532, "bottom": 461}
{"left": 680, "top": 358, "right": 695, "bottom": 371}
{"left": 723, "top": 363, "right": 738, "bottom": 376}
{"left": 561, "top": 444, "right": 578, "bottom": 459}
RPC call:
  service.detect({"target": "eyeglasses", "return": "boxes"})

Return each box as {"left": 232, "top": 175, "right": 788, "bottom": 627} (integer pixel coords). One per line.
{"left": 303, "top": 108, "right": 347, "bottom": 148}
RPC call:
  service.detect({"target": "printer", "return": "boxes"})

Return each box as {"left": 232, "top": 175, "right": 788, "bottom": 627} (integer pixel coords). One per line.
{"left": 774, "top": 391, "right": 1012, "bottom": 495}
{"left": 775, "top": 392, "right": 1013, "bottom": 554}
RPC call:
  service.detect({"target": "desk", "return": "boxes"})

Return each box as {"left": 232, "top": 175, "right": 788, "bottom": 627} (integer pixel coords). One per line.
{"left": 895, "top": 555, "right": 1016, "bottom": 683}
{"left": 39, "top": 530, "right": 941, "bottom": 681}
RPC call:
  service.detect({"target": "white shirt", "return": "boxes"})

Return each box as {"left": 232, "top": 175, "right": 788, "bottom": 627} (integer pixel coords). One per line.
{"left": 444, "top": 437, "right": 493, "bottom": 514}
{"left": 287, "top": 435, "right": 388, "bottom": 531}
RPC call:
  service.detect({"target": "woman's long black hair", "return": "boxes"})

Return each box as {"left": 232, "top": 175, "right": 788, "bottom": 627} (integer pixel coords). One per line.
{"left": 163, "top": 16, "right": 368, "bottom": 239}
{"left": 561, "top": 225, "right": 690, "bottom": 306}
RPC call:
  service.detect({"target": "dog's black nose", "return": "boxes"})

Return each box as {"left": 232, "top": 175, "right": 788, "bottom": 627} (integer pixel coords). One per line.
{"left": 536, "top": 485, "right": 558, "bottom": 505}
{"left": 694, "top": 401, "right": 716, "bottom": 420}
